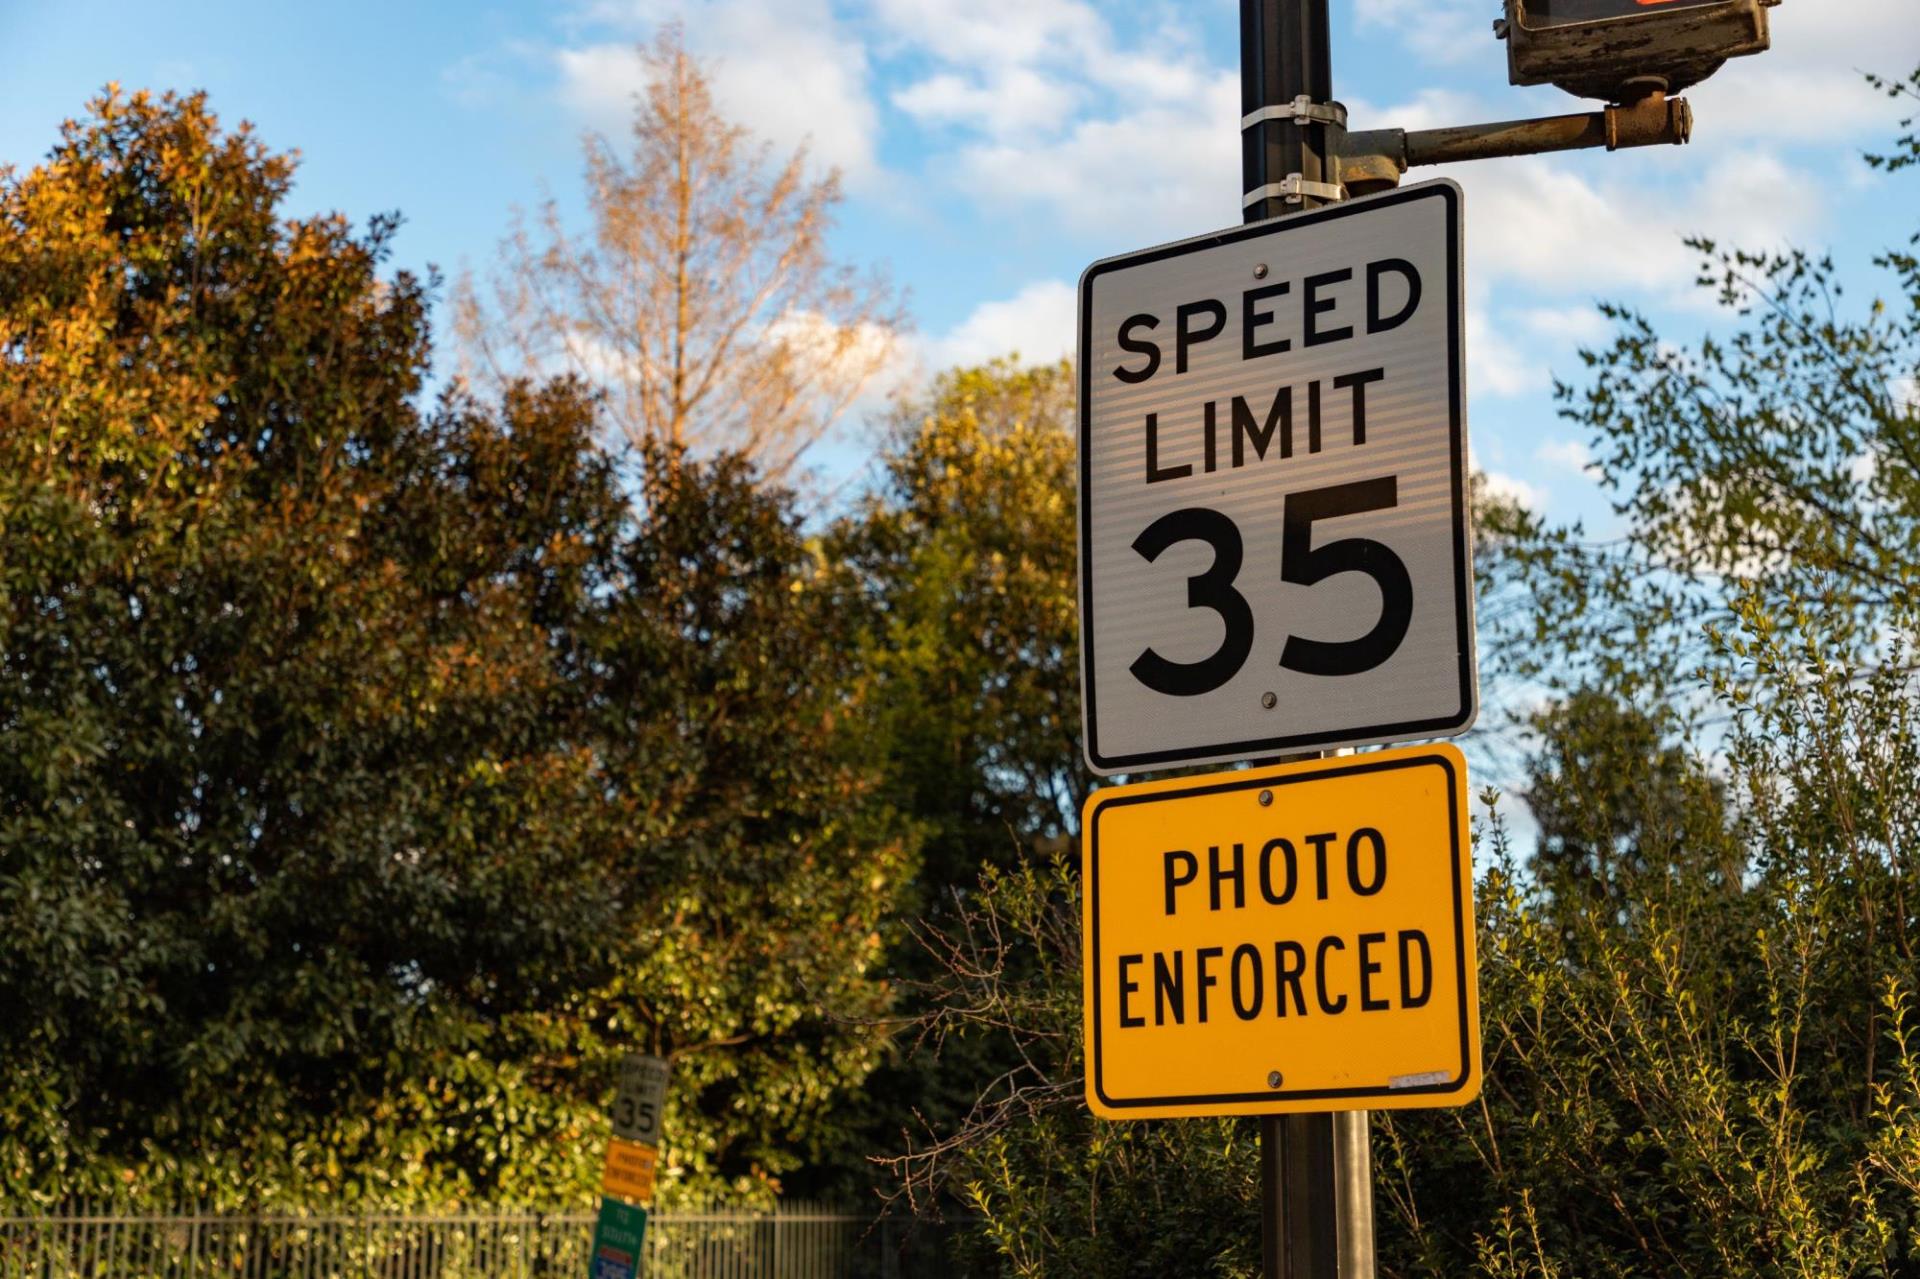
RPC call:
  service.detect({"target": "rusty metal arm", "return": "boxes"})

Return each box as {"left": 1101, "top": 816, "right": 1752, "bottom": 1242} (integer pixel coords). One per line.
{"left": 1337, "top": 91, "right": 1692, "bottom": 195}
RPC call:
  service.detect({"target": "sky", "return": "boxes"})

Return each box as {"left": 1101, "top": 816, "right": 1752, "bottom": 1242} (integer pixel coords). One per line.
{"left": 1, "top": 0, "right": 1916, "bottom": 822}
{"left": 1, "top": 0, "right": 1914, "bottom": 519}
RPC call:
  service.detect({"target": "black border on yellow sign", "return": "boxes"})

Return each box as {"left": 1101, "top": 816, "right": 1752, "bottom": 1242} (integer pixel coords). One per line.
{"left": 1086, "top": 748, "right": 1473, "bottom": 1112}
{"left": 1077, "top": 180, "right": 1475, "bottom": 775}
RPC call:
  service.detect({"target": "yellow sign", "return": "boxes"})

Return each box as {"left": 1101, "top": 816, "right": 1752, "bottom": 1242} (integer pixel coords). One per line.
{"left": 1082, "top": 744, "right": 1480, "bottom": 1119}
{"left": 601, "top": 1137, "right": 659, "bottom": 1205}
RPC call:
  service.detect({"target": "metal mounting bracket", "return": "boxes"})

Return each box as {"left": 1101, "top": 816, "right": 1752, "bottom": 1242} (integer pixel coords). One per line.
{"left": 1242, "top": 174, "right": 1347, "bottom": 209}
{"left": 1241, "top": 96, "right": 1349, "bottom": 130}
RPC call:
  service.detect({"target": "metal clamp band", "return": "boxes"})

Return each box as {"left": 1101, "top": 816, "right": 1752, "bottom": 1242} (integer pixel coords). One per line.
{"left": 1242, "top": 175, "right": 1347, "bottom": 208}
{"left": 1241, "top": 96, "right": 1348, "bottom": 130}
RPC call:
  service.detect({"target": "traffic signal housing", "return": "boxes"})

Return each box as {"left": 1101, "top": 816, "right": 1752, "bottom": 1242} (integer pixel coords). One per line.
{"left": 1501, "top": 0, "right": 1777, "bottom": 103}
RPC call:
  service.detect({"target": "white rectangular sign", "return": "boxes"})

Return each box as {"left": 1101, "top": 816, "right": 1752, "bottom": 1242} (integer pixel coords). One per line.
{"left": 1078, "top": 181, "right": 1476, "bottom": 775}
{"left": 610, "top": 1053, "right": 670, "bottom": 1146}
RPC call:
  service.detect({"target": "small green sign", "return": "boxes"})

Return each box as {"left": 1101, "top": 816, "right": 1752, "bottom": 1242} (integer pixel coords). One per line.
{"left": 589, "top": 1196, "right": 648, "bottom": 1279}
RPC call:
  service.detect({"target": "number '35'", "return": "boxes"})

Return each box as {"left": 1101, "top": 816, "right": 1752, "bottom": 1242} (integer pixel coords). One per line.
{"left": 1129, "top": 477, "right": 1413, "bottom": 697}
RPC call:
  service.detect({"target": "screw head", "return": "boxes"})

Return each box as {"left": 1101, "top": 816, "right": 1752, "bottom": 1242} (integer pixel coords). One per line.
{"left": 1267, "top": 1071, "right": 1284, "bottom": 1089}
{"left": 1253, "top": 263, "right": 1269, "bottom": 279}
{"left": 1261, "top": 691, "right": 1278, "bottom": 710}
{"left": 1258, "top": 790, "right": 1274, "bottom": 807}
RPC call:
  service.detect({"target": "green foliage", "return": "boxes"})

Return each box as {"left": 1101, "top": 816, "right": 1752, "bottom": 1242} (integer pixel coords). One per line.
{"left": 571, "top": 449, "right": 920, "bottom": 1202}
{"left": 1865, "top": 68, "right": 1920, "bottom": 174}
{"left": 12, "top": 58, "right": 1920, "bottom": 1276}
{"left": 895, "top": 855, "right": 1260, "bottom": 1279}
{"left": 1378, "top": 602, "right": 1920, "bottom": 1277}
{"left": 1522, "top": 689, "right": 1732, "bottom": 906}
{"left": 1490, "top": 70, "right": 1920, "bottom": 708}
{"left": 815, "top": 359, "right": 1092, "bottom": 1201}
{"left": 0, "top": 87, "right": 626, "bottom": 1205}
{"left": 835, "top": 358, "right": 1086, "bottom": 896}
{"left": 904, "top": 624, "right": 1920, "bottom": 1276}
{"left": 1390, "top": 81, "right": 1920, "bottom": 1265}
{"left": 0, "top": 88, "right": 916, "bottom": 1210}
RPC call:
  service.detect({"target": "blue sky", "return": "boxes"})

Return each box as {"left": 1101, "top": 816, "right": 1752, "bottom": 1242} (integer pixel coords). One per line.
{"left": 1, "top": 0, "right": 1915, "bottom": 520}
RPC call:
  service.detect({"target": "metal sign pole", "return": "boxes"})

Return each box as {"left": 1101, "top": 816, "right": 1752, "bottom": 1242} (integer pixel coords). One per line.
{"left": 1241, "top": 4, "right": 1376, "bottom": 1276}
{"left": 1241, "top": 0, "right": 1334, "bottom": 222}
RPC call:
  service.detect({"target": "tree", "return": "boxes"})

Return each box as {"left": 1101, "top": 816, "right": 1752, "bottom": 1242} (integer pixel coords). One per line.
{"left": 0, "top": 87, "right": 919, "bottom": 1212}
{"left": 814, "top": 360, "right": 1099, "bottom": 1204}
{"left": 1374, "top": 602, "right": 1920, "bottom": 1278}
{"left": 454, "top": 28, "right": 904, "bottom": 487}
{"left": 1522, "top": 689, "right": 1732, "bottom": 907}
{"left": 1367, "top": 74, "right": 1920, "bottom": 1273}
{"left": 834, "top": 359, "right": 1087, "bottom": 898}
{"left": 889, "top": 612, "right": 1920, "bottom": 1278}
{"left": 1487, "top": 70, "right": 1920, "bottom": 707}
{"left": 565, "top": 446, "right": 921, "bottom": 1201}
{"left": 0, "top": 89, "right": 627, "bottom": 1202}
{"left": 887, "top": 853, "right": 1263, "bottom": 1279}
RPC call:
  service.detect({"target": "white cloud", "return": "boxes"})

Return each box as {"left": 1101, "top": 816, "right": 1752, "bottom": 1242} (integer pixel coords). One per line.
{"left": 951, "top": 73, "right": 1243, "bottom": 247}
{"left": 1418, "top": 146, "right": 1823, "bottom": 302}
{"left": 1469, "top": 442, "right": 1548, "bottom": 512}
{"left": 1454, "top": 161, "right": 1669, "bottom": 291}
{"left": 1354, "top": 0, "right": 1498, "bottom": 68}
{"left": 442, "top": 48, "right": 527, "bottom": 110}
{"left": 924, "top": 279, "right": 1077, "bottom": 371}
{"left": 1687, "top": 0, "right": 1919, "bottom": 143}
{"left": 769, "top": 309, "right": 906, "bottom": 382}
{"left": 871, "top": 0, "right": 1105, "bottom": 70}
{"left": 869, "top": 0, "right": 1117, "bottom": 139}
{"left": 535, "top": 0, "right": 1894, "bottom": 447}
{"left": 554, "top": 43, "right": 645, "bottom": 123}
{"left": 1516, "top": 304, "right": 1612, "bottom": 347}
{"left": 893, "top": 68, "right": 1081, "bottom": 137}
{"left": 1468, "top": 304, "right": 1548, "bottom": 398}
{"left": 1354, "top": 0, "right": 1917, "bottom": 148}
{"left": 836, "top": 280, "right": 1075, "bottom": 431}
{"left": 812, "top": 281, "right": 1076, "bottom": 459}
{"left": 1536, "top": 438, "right": 1593, "bottom": 474}
{"left": 1851, "top": 448, "right": 1880, "bottom": 489}
{"left": 1688, "top": 149, "right": 1824, "bottom": 247}
{"left": 554, "top": 0, "right": 881, "bottom": 185}
{"left": 1094, "top": 46, "right": 1215, "bottom": 105}
{"left": 1060, "top": 73, "right": 1817, "bottom": 313}
{"left": 865, "top": 0, "right": 1238, "bottom": 246}
{"left": 1337, "top": 35, "right": 1878, "bottom": 309}
{"left": 1481, "top": 468, "right": 1547, "bottom": 512}
{"left": 877, "top": 6, "right": 1211, "bottom": 142}
{"left": 1344, "top": 88, "right": 1493, "bottom": 135}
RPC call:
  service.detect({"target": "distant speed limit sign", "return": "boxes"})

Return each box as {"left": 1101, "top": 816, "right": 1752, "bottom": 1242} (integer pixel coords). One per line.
{"left": 610, "top": 1053, "right": 669, "bottom": 1146}
{"left": 1077, "top": 181, "right": 1476, "bottom": 775}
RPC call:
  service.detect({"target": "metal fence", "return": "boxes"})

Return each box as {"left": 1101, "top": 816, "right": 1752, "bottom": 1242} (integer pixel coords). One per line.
{"left": 0, "top": 1204, "right": 976, "bottom": 1279}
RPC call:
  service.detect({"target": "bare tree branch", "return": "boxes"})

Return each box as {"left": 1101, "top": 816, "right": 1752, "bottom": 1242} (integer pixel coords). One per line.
{"left": 453, "top": 27, "right": 906, "bottom": 489}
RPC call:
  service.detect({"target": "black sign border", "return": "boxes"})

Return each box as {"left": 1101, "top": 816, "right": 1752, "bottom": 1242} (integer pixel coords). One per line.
{"left": 1086, "top": 750, "right": 1474, "bottom": 1112}
{"left": 1078, "top": 181, "right": 1475, "bottom": 775}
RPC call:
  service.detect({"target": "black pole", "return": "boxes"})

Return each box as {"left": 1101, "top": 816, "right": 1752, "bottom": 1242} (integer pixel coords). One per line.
{"left": 1241, "top": 0, "right": 1334, "bottom": 223}
{"left": 1244, "top": 7, "right": 1361, "bottom": 1273}
{"left": 1261, "top": 1115, "right": 1340, "bottom": 1279}
{"left": 1260, "top": 1115, "right": 1282, "bottom": 1274}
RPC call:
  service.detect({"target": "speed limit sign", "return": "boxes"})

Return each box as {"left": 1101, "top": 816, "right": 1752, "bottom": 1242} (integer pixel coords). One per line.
{"left": 610, "top": 1053, "right": 670, "bottom": 1146}
{"left": 1077, "top": 181, "right": 1476, "bottom": 774}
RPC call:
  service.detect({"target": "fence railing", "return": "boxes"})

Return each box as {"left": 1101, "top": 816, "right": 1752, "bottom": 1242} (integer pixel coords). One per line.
{"left": 0, "top": 1203, "right": 974, "bottom": 1279}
